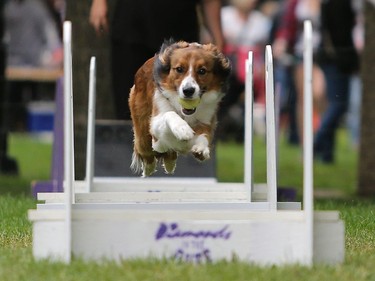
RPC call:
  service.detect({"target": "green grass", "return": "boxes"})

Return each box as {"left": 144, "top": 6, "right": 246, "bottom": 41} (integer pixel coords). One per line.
{"left": 0, "top": 134, "right": 52, "bottom": 196}
{"left": 217, "top": 129, "right": 358, "bottom": 196}
{"left": 1, "top": 198, "right": 375, "bottom": 280}
{"left": 0, "top": 132, "right": 374, "bottom": 281}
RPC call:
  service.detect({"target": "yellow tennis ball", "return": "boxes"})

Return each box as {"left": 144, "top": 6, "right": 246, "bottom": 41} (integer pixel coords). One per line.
{"left": 178, "top": 98, "right": 200, "bottom": 109}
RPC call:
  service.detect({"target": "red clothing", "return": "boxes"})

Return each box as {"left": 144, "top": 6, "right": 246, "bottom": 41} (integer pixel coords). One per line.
{"left": 275, "top": 0, "right": 298, "bottom": 53}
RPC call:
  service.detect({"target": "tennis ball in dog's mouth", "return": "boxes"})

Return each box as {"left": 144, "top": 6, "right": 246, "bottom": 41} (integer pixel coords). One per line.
{"left": 178, "top": 98, "right": 200, "bottom": 109}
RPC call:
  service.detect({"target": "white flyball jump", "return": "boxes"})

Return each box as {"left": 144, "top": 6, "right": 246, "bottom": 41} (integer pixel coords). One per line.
{"left": 28, "top": 21, "right": 344, "bottom": 266}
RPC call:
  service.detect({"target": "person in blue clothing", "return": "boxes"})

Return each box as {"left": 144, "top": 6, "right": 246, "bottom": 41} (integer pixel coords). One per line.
{"left": 314, "top": 0, "right": 359, "bottom": 163}
{"left": 89, "top": 0, "right": 225, "bottom": 120}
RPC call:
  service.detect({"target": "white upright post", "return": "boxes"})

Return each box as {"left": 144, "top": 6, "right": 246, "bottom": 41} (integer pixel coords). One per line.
{"left": 63, "top": 21, "right": 73, "bottom": 263}
{"left": 303, "top": 20, "right": 314, "bottom": 266}
{"left": 85, "top": 57, "right": 97, "bottom": 193}
{"left": 265, "top": 45, "right": 277, "bottom": 211}
{"left": 244, "top": 52, "right": 254, "bottom": 201}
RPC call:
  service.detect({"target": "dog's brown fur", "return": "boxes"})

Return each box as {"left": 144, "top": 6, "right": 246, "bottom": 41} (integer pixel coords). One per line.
{"left": 129, "top": 41, "right": 231, "bottom": 177}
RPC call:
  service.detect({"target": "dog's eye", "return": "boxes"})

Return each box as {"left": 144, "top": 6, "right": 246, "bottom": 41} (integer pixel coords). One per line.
{"left": 197, "top": 68, "right": 207, "bottom": 75}
{"left": 175, "top": 66, "right": 184, "bottom": 73}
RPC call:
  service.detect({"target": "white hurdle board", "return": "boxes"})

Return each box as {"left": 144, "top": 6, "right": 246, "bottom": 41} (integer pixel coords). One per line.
{"left": 28, "top": 21, "right": 344, "bottom": 266}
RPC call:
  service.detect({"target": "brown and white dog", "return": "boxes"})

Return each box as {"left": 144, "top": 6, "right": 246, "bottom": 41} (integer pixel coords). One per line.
{"left": 129, "top": 40, "right": 231, "bottom": 177}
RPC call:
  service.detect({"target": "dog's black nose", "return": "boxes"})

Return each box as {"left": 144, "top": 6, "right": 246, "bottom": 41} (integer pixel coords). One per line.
{"left": 183, "top": 87, "right": 195, "bottom": 97}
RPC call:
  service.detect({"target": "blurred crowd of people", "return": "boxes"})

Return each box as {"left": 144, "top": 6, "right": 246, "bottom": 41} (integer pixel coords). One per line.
{"left": 0, "top": 0, "right": 364, "bottom": 173}
{"left": 0, "top": 0, "right": 63, "bottom": 173}
{"left": 217, "top": 0, "right": 363, "bottom": 165}
{"left": 4, "top": 0, "right": 63, "bottom": 69}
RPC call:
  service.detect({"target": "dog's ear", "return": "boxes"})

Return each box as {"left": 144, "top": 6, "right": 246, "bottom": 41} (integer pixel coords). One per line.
{"left": 154, "top": 40, "right": 174, "bottom": 80}
{"left": 211, "top": 45, "right": 232, "bottom": 80}
{"left": 154, "top": 40, "right": 190, "bottom": 84}
{"left": 204, "top": 44, "right": 232, "bottom": 90}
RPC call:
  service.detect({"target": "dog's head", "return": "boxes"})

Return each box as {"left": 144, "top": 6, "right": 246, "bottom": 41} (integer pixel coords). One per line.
{"left": 154, "top": 40, "right": 231, "bottom": 115}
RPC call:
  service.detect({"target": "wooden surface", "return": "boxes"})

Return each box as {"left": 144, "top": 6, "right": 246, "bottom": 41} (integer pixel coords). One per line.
{"left": 5, "top": 67, "right": 63, "bottom": 82}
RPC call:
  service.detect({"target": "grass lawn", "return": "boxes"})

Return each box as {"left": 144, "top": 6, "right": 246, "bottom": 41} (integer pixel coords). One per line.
{"left": 217, "top": 129, "right": 358, "bottom": 196}
{"left": 0, "top": 132, "right": 374, "bottom": 281}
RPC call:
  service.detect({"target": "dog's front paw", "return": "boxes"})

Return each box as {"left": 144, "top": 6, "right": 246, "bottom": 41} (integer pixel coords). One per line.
{"left": 164, "top": 112, "right": 195, "bottom": 141}
{"left": 171, "top": 123, "right": 195, "bottom": 141}
{"left": 152, "top": 139, "right": 168, "bottom": 153}
{"left": 191, "top": 144, "right": 210, "bottom": 162}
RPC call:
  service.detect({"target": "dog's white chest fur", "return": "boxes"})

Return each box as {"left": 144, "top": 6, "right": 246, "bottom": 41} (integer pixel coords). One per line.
{"left": 150, "top": 90, "right": 210, "bottom": 155}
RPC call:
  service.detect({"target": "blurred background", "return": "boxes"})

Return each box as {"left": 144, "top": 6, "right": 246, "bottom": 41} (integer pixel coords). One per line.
{"left": 0, "top": 0, "right": 374, "bottom": 198}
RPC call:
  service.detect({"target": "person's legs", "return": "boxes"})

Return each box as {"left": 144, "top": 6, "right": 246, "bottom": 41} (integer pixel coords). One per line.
{"left": 216, "top": 73, "right": 244, "bottom": 141}
{"left": 275, "top": 63, "right": 299, "bottom": 144}
{"left": 314, "top": 63, "right": 350, "bottom": 163}
{"left": 110, "top": 40, "right": 155, "bottom": 120}
{"left": 347, "top": 74, "right": 362, "bottom": 148}
{"left": 0, "top": 5, "right": 18, "bottom": 174}
{"left": 218, "top": 74, "right": 244, "bottom": 120}
{"left": 294, "top": 63, "right": 325, "bottom": 145}
{"left": 287, "top": 71, "right": 299, "bottom": 145}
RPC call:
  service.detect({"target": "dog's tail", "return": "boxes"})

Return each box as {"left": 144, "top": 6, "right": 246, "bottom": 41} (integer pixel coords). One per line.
{"left": 130, "top": 151, "right": 143, "bottom": 175}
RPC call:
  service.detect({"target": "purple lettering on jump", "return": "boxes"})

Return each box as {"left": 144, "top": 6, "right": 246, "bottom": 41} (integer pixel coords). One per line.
{"left": 173, "top": 248, "right": 212, "bottom": 263}
{"left": 155, "top": 222, "right": 232, "bottom": 240}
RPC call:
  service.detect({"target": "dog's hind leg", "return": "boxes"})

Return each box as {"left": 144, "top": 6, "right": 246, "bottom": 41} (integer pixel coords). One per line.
{"left": 130, "top": 151, "right": 143, "bottom": 175}
{"left": 131, "top": 150, "right": 157, "bottom": 177}
{"left": 161, "top": 151, "right": 177, "bottom": 174}
{"left": 142, "top": 155, "right": 157, "bottom": 177}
